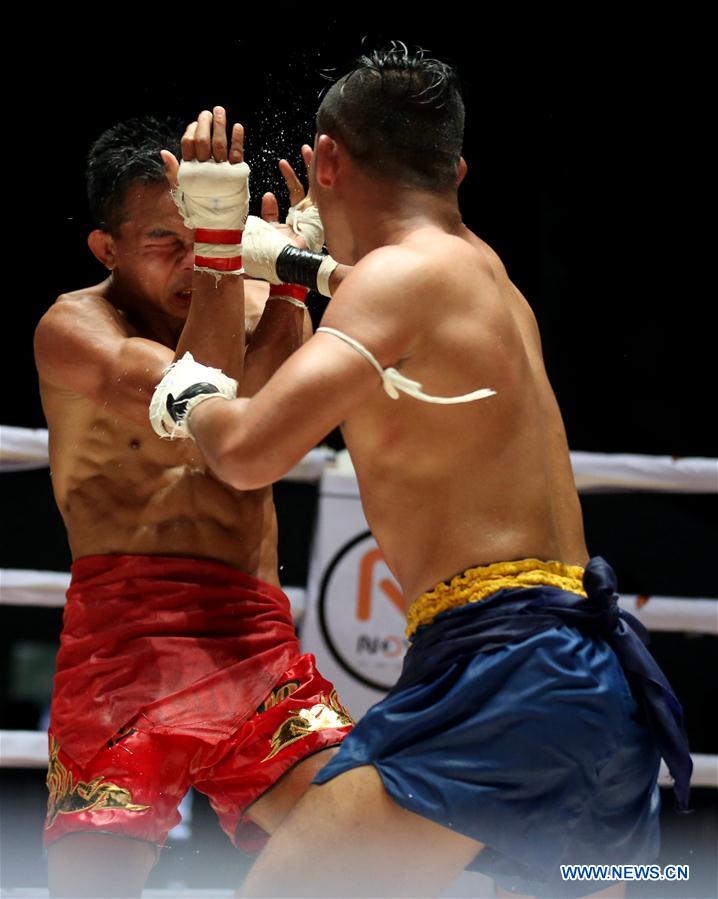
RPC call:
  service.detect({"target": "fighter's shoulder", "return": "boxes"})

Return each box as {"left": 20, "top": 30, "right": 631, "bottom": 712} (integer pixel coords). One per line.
{"left": 36, "top": 289, "right": 130, "bottom": 342}
{"left": 34, "top": 290, "right": 134, "bottom": 378}
{"left": 338, "top": 244, "right": 439, "bottom": 308}
{"left": 357, "top": 243, "right": 434, "bottom": 283}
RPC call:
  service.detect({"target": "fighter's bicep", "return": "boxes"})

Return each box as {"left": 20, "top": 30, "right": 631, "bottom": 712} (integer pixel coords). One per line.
{"left": 265, "top": 333, "right": 379, "bottom": 425}
{"left": 233, "top": 332, "right": 381, "bottom": 478}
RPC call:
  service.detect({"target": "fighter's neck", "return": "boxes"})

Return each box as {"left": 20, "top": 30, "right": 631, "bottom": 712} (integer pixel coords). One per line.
{"left": 345, "top": 188, "right": 462, "bottom": 261}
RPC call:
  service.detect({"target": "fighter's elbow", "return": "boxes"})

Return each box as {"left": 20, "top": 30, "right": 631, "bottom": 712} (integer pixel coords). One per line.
{"left": 224, "top": 466, "right": 273, "bottom": 492}
{"left": 211, "top": 438, "right": 276, "bottom": 492}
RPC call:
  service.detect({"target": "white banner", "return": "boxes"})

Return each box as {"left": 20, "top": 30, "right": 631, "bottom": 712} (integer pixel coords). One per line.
{"left": 302, "top": 471, "right": 404, "bottom": 719}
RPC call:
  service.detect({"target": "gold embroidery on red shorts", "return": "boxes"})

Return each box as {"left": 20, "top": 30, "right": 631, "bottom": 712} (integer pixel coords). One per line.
{"left": 256, "top": 680, "right": 301, "bottom": 714}
{"left": 328, "top": 689, "right": 353, "bottom": 723}
{"left": 45, "top": 737, "right": 150, "bottom": 828}
{"left": 262, "top": 689, "right": 354, "bottom": 762}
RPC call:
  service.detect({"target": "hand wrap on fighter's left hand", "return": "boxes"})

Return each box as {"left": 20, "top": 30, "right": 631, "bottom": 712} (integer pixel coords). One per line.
{"left": 172, "top": 159, "right": 250, "bottom": 276}
{"left": 149, "top": 352, "right": 238, "bottom": 439}
{"left": 286, "top": 200, "right": 325, "bottom": 253}
{"left": 243, "top": 215, "right": 338, "bottom": 297}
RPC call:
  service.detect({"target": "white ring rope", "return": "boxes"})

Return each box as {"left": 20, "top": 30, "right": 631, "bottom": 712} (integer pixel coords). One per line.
{"left": 2, "top": 426, "right": 717, "bottom": 492}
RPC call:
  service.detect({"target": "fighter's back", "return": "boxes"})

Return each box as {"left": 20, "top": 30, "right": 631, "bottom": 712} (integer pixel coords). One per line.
{"left": 337, "top": 226, "right": 589, "bottom": 606}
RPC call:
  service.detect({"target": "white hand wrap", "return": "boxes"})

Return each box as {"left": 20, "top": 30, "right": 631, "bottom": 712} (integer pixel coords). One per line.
{"left": 172, "top": 159, "right": 250, "bottom": 276}
{"left": 242, "top": 215, "right": 289, "bottom": 283}
{"left": 149, "top": 352, "right": 238, "bottom": 440}
{"left": 243, "top": 215, "right": 338, "bottom": 296}
{"left": 286, "top": 202, "right": 325, "bottom": 253}
{"left": 316, "top": 255, "right": 339, "bottom": 298}
{"left": 172, "top": 159, "right": 250, "bottom": 231}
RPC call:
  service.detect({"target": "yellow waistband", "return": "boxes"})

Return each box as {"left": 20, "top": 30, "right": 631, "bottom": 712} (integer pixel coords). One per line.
{"left": 405, "top": 558, "right": 586, "bottom": 638}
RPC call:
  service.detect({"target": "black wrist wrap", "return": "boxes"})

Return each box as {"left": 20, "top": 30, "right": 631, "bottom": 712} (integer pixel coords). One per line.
{"left": 167, "top": 383, "right": 220, "bottom": 423}
{"left": 276, "top": 245, "right": 324, "bottom": 291}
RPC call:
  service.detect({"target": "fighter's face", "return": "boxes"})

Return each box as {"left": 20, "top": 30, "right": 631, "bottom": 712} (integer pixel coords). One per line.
{"left": 110, "top": 181, "right": 194, "bottom": 319}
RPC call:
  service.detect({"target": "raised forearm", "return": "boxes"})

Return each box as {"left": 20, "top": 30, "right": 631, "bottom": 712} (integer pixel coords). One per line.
{"left": 166, "top": 107, "right": 248, "bottom": 383}
{"left": 242, "top": 297, "right": 305, "bottom": 397}
{"left": 175, "top": 271, "right": 244, "bottom": 382}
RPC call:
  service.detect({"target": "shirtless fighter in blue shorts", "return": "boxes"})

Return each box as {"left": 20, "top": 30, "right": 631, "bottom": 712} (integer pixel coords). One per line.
{"left": 149, "top": 48, "right": 691, "bottom": 898}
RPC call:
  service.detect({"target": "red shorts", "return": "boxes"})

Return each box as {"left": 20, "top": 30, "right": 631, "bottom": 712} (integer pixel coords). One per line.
{"left": 45, "top": 653, "right": 352, "bottom": 851}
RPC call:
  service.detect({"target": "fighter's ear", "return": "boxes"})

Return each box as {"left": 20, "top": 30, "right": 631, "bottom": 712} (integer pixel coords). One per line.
{"left": 88, "top": 230, "right": 117, "bottom": 271}
{"left": 314, "top": 134, "right": 340, "bottom": 189}
{"left": 457, "top": 156, "right": 468, "bottom": 187}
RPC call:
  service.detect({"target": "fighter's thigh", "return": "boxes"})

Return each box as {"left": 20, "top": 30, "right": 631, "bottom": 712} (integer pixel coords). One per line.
{"left": 48, "top": 832, "right": 156, "bottom": 898}
{"left": 246, "top": 746, "right": 339, "bottom": 833}
{"left": 240, "top": 764, "right": 483, "bottom": 898}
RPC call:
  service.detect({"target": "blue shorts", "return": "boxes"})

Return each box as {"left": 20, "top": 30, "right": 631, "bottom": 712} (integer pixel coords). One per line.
{"left": 313, "top": 593, "right": 661, "bottom": 897}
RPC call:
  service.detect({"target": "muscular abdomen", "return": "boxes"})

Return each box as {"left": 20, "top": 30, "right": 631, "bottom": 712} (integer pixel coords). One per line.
{"left": 42, "top": 385, "right": 279, "bottom": 584}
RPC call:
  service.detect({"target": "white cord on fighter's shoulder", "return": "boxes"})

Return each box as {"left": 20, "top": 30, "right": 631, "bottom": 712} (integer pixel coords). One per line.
{"left": 316, "top": 327, "right": 497, "bottom": 404}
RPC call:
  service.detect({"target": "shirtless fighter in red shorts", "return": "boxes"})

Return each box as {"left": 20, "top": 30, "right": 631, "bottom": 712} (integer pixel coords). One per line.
{"left": 34, "top": 108, "right": 352, "bottom": 898}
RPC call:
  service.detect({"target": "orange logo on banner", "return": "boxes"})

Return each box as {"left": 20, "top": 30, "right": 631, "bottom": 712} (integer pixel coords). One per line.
{"left": 356, "top": 548, "right": 405, "bottom": 621}
{"left": 317, "top": 531, "right": 409, "bottom": 692}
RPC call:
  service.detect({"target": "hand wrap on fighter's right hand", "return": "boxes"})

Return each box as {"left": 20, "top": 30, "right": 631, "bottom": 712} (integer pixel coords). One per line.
{"left": 172, "top": 159, "right": 250, "bottom": 276}
{"left": 243, "top": 215, "right": 338, "bottom": 297}
{"left": 149, "top": 352, "right": 238, "bottom": 439}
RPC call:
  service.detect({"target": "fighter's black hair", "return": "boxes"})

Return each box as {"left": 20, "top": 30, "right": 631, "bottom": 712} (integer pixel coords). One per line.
{"left": 316, "top": 43, "right": 464, "bottom": 191}
{"left": 86, "top": 116, "right": 182, "bottom": 235}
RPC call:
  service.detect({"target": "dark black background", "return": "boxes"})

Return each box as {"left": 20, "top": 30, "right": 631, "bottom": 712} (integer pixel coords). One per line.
{"left": 8, "top": 15, "right": 715, "bottom": 457}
